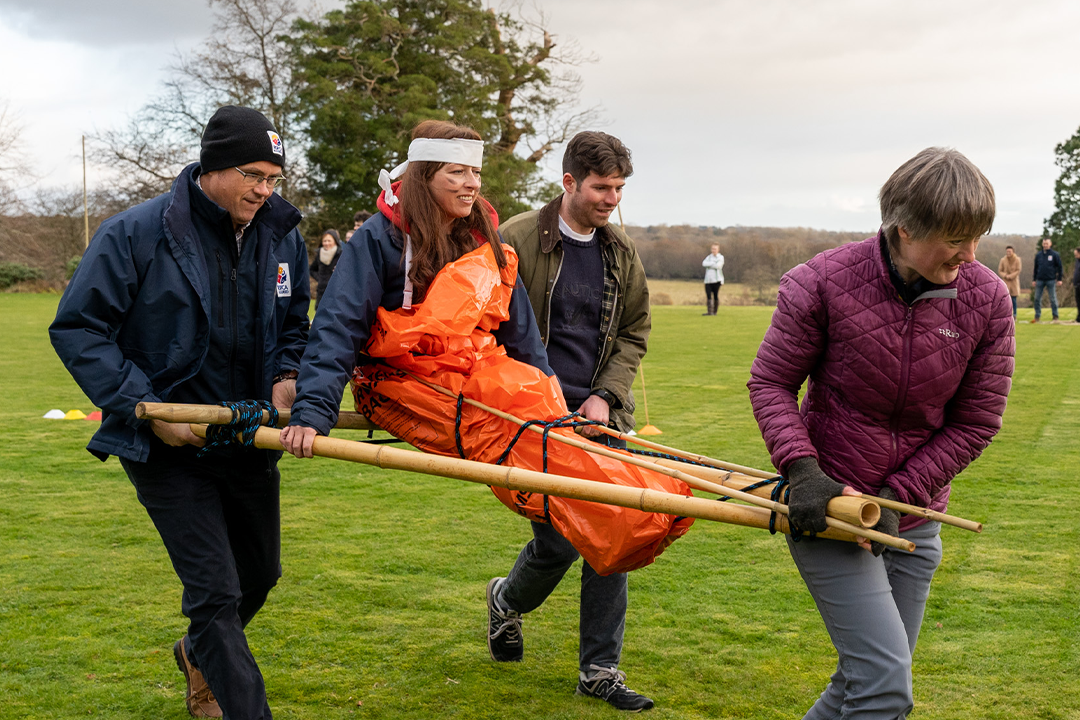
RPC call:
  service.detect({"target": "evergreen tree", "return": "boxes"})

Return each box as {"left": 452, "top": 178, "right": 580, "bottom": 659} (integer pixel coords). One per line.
{"left": 1043, "top": 126, "right": 1080, "bottom": 258}
{"left": 290, "top": 0, "right": 593, "bottom": 227}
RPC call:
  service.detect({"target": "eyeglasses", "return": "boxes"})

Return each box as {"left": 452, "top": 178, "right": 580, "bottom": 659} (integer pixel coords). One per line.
{"left": 233, "top": 167, "right": 287, "bottom": 189}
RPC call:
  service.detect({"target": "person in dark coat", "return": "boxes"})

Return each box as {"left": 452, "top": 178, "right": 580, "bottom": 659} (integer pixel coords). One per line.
{"left": 50, "top": 106, "right": 309, "bottom": 719}
{"left": 1030, "top": 236, "right": 1063, "bottom": 322}
{"left": 309, "top": 228, "right": 341, "bottom": 309}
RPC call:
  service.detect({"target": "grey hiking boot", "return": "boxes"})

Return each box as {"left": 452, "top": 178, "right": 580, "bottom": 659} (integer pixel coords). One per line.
{"left": 486, "top": 577, "right": 523, "bottom": 662}
{"left": 576, "top": 665, "right": 655, "bottom": 712}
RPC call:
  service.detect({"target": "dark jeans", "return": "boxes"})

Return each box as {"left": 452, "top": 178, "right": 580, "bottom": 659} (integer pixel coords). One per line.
{"left": 120, "top": 441, "right": 281, "bottom": 720}
{"left": 704, "top": 282, "right": 722, "bottom": 314}
{"left": 498, "top": 433, "right": 628, "bottom": 674}
{"left": 1010, "top": 295, "right": 1018, "bottom": 318}
{"left": 1075, "top": 287, "right": 1080, "bottom": 322}
{"left": 1034, "top": 280, "right": 1059, "bottom": 319}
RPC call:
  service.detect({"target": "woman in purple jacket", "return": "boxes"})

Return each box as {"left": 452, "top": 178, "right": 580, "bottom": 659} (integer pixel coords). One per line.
{"left": 748, "top": 148, "right": 1014, "bottom": 719}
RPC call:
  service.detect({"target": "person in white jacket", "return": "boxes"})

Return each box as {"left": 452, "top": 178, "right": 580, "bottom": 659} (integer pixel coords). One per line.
{"left": 702, "top": 243, "right": 725, "bottom": 315}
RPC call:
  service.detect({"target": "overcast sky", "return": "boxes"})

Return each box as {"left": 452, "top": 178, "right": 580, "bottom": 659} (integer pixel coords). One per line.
{"left": 1, "top": 0, "right": 1078, "bottom": 234}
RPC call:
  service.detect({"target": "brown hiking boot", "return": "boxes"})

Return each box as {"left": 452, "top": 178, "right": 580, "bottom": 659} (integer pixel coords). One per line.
{"left": 174, "top": 636, "right": 222, "bottom": 718}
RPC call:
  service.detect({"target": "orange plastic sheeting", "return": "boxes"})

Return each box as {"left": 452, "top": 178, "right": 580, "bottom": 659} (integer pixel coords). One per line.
{"left": 352, "top": 243, "right": 693, "bottom": 575}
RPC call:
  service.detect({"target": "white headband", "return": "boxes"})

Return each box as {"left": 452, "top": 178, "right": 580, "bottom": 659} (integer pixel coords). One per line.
{"left": 378, "top": 137, "right": 485, "bottom": 310}
{"left": 378, "top": 137, "right": 485, "bottom": 207}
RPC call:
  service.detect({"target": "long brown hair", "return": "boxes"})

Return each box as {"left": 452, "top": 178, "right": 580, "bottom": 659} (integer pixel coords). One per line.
{"left": 398, "top": 120, "right": 505, "bottom": 301}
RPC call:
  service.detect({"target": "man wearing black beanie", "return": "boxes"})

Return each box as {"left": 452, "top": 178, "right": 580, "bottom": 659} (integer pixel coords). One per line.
{"left": 50, "top": 106, "right": 309, "bottom": 719}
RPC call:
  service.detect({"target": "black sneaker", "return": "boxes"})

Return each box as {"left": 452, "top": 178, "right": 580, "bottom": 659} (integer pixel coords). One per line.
{"left": 486, "top": 577, "right": 523, "bottom": 662}
{"left": 576, "top": 665, "right": 655, "bottom": 712}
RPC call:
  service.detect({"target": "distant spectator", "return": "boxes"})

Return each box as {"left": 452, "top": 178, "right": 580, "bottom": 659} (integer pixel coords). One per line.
{"left": 997, "top": 245, "right": 1021, "bottom": 319}
{"left": 1073, "top": 247, "right": 1080, "bottom": 324}
{"left": 343, "top": 228, "right": 355, "bottom": 243}
{"left": 354, "top": 210, "right": 372, "bottom": 229}
{"left": 310, "top": 229, "right": 341, "bottom": 310}
{"left": 1031, "top": 237, "right": 1063, "bottom": 323}
{"left": 701, "top": 242, "right": 725, "bottom": 316}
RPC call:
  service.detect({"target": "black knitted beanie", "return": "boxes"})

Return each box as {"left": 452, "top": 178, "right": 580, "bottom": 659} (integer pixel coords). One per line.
{"left": 200, "top": 106, "right": 285, "bottom": 173}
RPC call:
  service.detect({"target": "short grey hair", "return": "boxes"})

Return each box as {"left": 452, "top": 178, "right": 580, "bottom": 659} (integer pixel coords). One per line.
{"left": 879, "top": 147, "right": 995, "bottom": 243}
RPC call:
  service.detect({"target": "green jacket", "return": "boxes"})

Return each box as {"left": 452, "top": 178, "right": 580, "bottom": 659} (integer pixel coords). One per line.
{"left": 500, "top": 195, "right": 651, "bottom": 432}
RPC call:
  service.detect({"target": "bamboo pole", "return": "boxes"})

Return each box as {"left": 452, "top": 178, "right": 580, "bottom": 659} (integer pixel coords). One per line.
{"left": 144, "top": 401, "right": 909, "bottom": 550}
{"left": 136, "top": 401, "right": 379, "bottom": 431}
{"left": 649, "top": 458, "right": 879, "bottom": 528}
{"left": 189, "top": 423, "right": 874, "bottom": 547}
{"left": 595, "top": 426, "right": 983, "bottom": 534}
{"left": 404, "top": 377, "right": 910, "bottom": 549}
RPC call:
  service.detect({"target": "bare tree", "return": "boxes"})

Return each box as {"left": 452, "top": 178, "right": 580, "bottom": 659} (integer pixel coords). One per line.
{"left": 0, "top": 100, "right": 29, "bottom": 213}
{"left": 91, "top": 0, "right": 306, "bottom": 204}
{"left": 486, "top": 3, "right": 600, "bottom": 164}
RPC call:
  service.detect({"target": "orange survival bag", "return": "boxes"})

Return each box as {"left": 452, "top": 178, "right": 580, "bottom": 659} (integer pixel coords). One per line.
{"left": 352, "top": 243, "right": 693, "bottom": 575}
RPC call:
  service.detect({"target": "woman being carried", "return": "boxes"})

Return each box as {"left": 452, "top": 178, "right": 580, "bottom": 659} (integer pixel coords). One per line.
{"left": 282, "top": 120, "right": 690, "bottom": 578}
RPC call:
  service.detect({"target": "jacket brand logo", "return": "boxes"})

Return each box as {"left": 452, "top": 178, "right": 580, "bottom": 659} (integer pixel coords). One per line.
{"left": 938, "top": 328, "right": 959, "bottom": 339}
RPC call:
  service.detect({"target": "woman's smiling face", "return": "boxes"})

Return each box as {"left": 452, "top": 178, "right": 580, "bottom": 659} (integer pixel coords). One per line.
{"left": 896, "top": 227, "right": 980, "bottom": 285}
{"left": 430, "top": 163, "right": 481, "bottom": 220}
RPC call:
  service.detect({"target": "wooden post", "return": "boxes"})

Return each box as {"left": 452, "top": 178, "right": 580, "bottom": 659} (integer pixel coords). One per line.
{"left": 82, "top": 135, "right": 89, "bottom": 249}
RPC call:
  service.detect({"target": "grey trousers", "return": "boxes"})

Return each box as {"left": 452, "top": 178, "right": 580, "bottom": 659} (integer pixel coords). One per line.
{"left": 499, "top": 520, "right": 627, "bottom": 673}
{"left": 787, "top": 522, "right": 943, "bottom": 720}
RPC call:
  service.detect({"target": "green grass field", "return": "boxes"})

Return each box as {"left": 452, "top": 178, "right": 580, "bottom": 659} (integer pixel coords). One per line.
{"left": 1, "top": 294, "right": 1078, "bottom": 719}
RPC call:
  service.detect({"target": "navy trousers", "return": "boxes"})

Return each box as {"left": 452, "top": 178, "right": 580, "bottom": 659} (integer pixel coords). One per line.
{"left": 121, "top": 440, "right": 281, "bottom": 720}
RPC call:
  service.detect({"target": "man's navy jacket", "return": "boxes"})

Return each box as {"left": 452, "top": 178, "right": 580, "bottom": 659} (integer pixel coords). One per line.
{"left": 1033, "top": 247, "right": 1063, "bottom": 282}
{"left": 50, "top": 163, "right": 310, "bottom": 462}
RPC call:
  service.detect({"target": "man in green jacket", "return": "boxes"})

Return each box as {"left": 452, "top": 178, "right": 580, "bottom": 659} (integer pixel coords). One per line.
{"left": 485, "top": 131, "right": 654, "bottom": 712}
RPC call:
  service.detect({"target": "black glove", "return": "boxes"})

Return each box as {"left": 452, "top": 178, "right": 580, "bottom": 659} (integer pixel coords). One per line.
{"left": 870, "top": 486, "right": 901, "bottom": 557}
{"left": 785, "top": 457, "right": 845, "bottom": 534}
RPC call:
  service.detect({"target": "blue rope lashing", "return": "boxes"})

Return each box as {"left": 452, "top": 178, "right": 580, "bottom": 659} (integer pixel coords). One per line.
{"left": 197, "top": 400, "right": 278, "bottom": 457}
{"left": 447, "top": 398, "right": 605, "bottom": 515}
{"left": 769, "top": 477, "right": 801, "bottom": 540}
{"left": 709, "top": 474, "right": 795, "bottom": 538}
{"left": 625, "top": 447, "right": 712, "bottom": 467}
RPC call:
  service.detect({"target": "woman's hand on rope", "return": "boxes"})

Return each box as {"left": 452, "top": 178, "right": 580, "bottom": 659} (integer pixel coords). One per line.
{"left": 577, "top": 394, "right": 610, "bottom": 438}
{"left": 281, "top": 424, "right": 318, "bottom": 458}
{"left": 149, "top": 418, "right": 205, "bottom": 448}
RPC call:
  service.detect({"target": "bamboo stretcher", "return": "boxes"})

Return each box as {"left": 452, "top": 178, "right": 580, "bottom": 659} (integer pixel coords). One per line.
{"left": 185, "top": 422, "right": 879, "bottom": 546}
{"left": 136, "top": 402, "right": 912, "bottom": 551}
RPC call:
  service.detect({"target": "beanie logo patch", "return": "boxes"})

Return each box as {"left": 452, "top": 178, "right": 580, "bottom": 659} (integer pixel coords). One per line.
{"left": 276, "top": 262, "right": 292, "bottom": 297}
{"left": 267, "top": 130, "right": 283, "bottom": 156}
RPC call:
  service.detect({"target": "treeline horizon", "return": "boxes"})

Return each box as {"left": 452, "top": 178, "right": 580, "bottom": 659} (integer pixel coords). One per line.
{"left": 627, "top": 224, "right": 1043, "bottom": 284}
{"left": 0, "top": 197, "right": 1045, "bottom": 292}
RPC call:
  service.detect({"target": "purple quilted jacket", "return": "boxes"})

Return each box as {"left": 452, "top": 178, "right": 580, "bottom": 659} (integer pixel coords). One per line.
{"left": 748, "top": 233, "right": 1014, "bottom": 530}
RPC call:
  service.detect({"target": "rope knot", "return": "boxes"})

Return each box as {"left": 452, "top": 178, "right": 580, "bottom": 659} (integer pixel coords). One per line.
{"left": 197, "top": 400, "right": 278, "bottom": 457}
